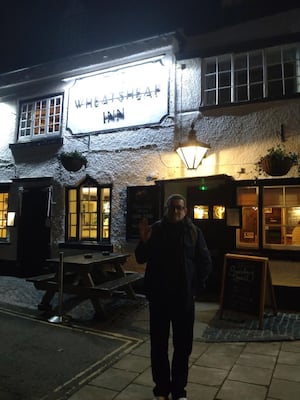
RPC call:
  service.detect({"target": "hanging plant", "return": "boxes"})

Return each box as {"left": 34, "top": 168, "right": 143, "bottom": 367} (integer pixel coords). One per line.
{"left": 256, "top": 145, "right": 298, "bottom": 176}
{"left": 59, "top": 151, "right": 87, "bottom": 172}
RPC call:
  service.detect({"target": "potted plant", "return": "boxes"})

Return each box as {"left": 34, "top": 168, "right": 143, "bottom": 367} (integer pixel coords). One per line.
{"left": 257, "top": 144, "right": 298, "bottom": 176}
{"left": 59, "top": 151, "right": 87, "bottom": 172}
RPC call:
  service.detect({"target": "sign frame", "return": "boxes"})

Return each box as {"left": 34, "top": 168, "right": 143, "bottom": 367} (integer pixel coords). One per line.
{"left": 219, "top": 253, "right": 277, "bottom": 329}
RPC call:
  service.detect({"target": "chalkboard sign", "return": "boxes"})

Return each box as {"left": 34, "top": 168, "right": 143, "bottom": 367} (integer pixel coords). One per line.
{"left": 126, "top": 185, "right": 160, "bottom": 240}
{"left": 219, "top": 253, "right": 277, "bottom": 328}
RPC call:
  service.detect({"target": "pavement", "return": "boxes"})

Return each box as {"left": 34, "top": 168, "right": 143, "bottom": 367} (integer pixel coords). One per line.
{"left": 1, "top": 276, "right": 300, "bottom": 400}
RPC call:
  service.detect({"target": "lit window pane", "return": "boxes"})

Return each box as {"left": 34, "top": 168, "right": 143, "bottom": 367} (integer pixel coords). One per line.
{"left": 238, "top": 207, "right": 258, "bottom": 245}
{"left": 264, "top": 188, "right": 283, "bottom": 205}
{"left": 286, "top": 187, "right": 300, "bottom": 205}
{"left": 213, "top": 205, "right": 225, "bottom": 219}
{"left": 0, "top": 192, "right": 9, "bottom": 240}
{"left": 194, "top": 205, "right": 209, "bottom": 219}
{"left": 237, "top": 187, "right": 258, "bottom": 206}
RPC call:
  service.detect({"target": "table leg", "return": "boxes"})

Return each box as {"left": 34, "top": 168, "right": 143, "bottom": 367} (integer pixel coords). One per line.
{"left": 38, "top": 289, "right": 56, "bottom": 311}
{"left": 90, "top": 298, "right": 107, "bottom": 320}
{"left": 81, "top": 272, "right": 107, "bottom": 320}
{"left": 113, "top": 262, "right": 137, "bottom": 299}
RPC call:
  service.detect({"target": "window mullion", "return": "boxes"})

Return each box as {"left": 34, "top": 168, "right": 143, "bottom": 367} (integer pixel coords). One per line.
{"left": 45, "top": 98, "right": 50, "bottom": 134}
{"left": 31, "top": 102, "right": 37, "bottom": 138}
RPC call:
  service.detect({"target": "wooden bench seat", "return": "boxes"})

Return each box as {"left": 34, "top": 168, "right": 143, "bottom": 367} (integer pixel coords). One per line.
{"left": 27, "top": 273, "right": 56, "bottom": 283}
{"left": 27, "top": 272, "right": 144, "bottom": 298}
{"left": 96, "top": 272, "right": 143, "bottom": 292}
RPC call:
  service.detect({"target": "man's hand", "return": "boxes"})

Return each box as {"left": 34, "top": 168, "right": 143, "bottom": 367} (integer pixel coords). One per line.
{"left": 138, "top": 217, "right": 152, "bottom": 243}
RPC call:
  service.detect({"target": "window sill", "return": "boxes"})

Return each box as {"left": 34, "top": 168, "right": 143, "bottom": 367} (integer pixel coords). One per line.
{"left": 199, "top": 95, "right": 300, "bottom": 116}
{"left": 59, "top": 241, "right": 113, "bottom": 252}
{"left": 9, "top": 137, "right": 63, "bottom": 151}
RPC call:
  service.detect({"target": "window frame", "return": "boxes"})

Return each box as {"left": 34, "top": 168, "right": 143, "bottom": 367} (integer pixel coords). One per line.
{"left": 65, "top": 178, "right": 112, "bottom": 243}
{"left": 236, "top": 184, "right": 300, "bottom": 251}
{"left": 202, "top": 43, "right": 300, "bottom": 107}
{"left": 18, "top": 93, "right": 63, "bottom": 142}
{"left": 262, "top": 185, "right": 300, "bottom": 250}
{"left": 0, "top": 188, "right": 9, "bottom": 242}
{"left": 236, "top": 186, "right": 259, "bottom": 249}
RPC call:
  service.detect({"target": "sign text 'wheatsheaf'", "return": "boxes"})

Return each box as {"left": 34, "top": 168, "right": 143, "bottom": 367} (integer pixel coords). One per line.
{"left": 67, "top": 59, "right": 169, "bottom": 134}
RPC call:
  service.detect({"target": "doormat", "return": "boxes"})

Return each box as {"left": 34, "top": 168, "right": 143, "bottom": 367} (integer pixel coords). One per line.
{"left": 201, "top": 311, "right": 300, "bottom": 342}
{"left": 0, "top": 307, "right": 140, "bottom": 400}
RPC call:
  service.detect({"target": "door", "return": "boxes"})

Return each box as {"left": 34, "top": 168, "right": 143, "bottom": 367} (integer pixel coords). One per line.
{"left": 187, "top": 180, "right": 236, "bottom": 293}
{"left": 17, "top": 187, "right": 51, "bottom": 276}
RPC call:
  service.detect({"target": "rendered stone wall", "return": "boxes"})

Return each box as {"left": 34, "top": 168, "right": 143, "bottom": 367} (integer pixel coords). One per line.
{"left": 0, "top": 46, "right": 300, "bottom": 260}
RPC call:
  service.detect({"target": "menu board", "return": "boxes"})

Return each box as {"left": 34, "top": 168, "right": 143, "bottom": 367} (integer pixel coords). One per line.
{"left": 219, "top": 253, "right": 277, "bottom": 328}
{"left": 126, "top": 185, "right": 160, "bottom": 240}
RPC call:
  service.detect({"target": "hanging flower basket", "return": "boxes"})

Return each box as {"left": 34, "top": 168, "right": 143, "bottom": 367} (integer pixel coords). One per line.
{"left": 257, "top": 145, "right": 298, "bottom": 177}
{"left": 260, "top": 156, "right": 294, "bottom": 176}
{"left": 59, "top": 151, "right": 87, "bottom": 172}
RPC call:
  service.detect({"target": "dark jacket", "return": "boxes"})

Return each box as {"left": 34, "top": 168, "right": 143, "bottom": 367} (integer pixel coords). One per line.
{"left": 135, "top": 216, "right": 212, "bottom": 307}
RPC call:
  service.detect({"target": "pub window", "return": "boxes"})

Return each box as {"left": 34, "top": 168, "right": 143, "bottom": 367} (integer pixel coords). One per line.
{"left": 202, "top": 43, "right": 300, "bottom": 107}
{"left": 66, "top": 179, "right": 111, "bottom": 242}
{"left": 263, "top": 186, "right": 300, "bottom": 248}
{"left": 193, "top": 205, "right": 209, "bottom": 219}
{"left": 0, "top": 192, "right": 9, "bottom": 240}
{"left": 18, "top": 94, "right": 63, "bottom": 141}
{"left": 236, "top": 187, "right": 259, "bottom": 248}
{"left": 213, "top": 205, "right": 225, "bottom": 219}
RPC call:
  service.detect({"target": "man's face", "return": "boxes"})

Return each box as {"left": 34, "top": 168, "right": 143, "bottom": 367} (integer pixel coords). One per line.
{"left": 167, "top": 199, "right": 187, "bottom": 223}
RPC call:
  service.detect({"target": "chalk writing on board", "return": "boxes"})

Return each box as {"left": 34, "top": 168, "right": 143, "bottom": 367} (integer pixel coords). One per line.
{"left": 222, "top": 259, "right": 262, "bottom": 315}
{"left": 220, "top": 253, "right": 277, "bottom": 329}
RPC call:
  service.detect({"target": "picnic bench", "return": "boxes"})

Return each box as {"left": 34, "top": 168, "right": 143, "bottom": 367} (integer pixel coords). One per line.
{"left": 27, "top": 252, "right": 144, "bottom": 319}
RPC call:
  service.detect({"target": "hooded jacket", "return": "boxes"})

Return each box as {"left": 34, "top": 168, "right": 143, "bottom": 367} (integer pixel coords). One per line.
{"left": 135, "top": 216, "right": 212, "bottom": 308}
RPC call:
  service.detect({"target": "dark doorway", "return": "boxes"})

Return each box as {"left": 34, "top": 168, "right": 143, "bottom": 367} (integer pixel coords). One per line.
{"left": 187, "top": 178, "right": 236, "bottom": 294}
{"left": 17, "top": 187, "right": 51, "bottom": 277}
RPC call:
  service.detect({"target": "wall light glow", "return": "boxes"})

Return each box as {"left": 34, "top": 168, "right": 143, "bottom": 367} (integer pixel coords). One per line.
{"left": 0, "top": 102, "right": 16, "bottom": 147}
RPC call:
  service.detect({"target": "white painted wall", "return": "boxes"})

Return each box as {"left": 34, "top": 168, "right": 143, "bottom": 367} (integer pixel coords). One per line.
{"left": 0, "top": 16, "right": 300, "bottom": 261}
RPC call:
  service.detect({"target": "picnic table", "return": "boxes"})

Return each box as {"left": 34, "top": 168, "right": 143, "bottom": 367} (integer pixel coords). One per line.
{"left": 27, "top": 252, "right": 144, "bottom": 319}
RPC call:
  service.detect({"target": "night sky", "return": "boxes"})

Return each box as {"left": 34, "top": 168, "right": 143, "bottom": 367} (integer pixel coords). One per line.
{"left": 0, "top": 0, "right": 299, "bottom": 74}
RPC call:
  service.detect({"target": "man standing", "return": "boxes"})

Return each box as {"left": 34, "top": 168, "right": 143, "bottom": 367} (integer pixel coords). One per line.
{"left": 135, "top": 194, "right": 212, "bottom": 400}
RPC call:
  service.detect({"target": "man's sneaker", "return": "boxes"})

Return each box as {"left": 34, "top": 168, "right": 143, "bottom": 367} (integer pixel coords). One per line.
{"left": 153, "top": 397, "right": 168, "bottom": 400}
{"left": 176, "top": 398, "right": 187, "bottom": 400}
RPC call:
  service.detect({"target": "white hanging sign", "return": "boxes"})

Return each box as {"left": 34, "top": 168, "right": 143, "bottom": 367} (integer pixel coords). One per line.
{"left": 67, "top": 58, "right": 169, "bottom": 134}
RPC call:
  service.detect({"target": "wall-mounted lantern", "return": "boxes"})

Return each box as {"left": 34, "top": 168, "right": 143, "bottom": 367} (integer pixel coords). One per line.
{"left": 175, "top": 123, "right": 210, "bottom": 169}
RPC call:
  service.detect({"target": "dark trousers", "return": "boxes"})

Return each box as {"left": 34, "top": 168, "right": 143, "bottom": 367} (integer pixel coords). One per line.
{"left": 149, "top": 299, "right": 195, "bottom": 399}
